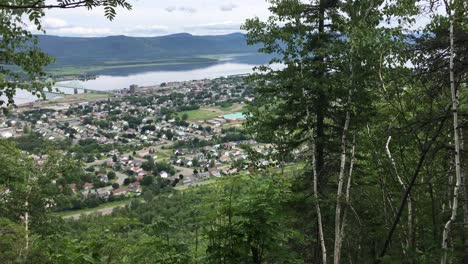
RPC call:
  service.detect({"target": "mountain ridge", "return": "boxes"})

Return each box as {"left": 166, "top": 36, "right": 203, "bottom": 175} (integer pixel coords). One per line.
{"left": 35, "top": 32, "right": 263, "bottom": 68}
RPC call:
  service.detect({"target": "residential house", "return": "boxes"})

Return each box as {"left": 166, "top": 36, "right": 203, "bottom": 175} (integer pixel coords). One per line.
{"left": 160, "top": 171, "right": 169, "bottom": 178}
{"left": 112, "top": 188, "right": 128, "bottom": 196}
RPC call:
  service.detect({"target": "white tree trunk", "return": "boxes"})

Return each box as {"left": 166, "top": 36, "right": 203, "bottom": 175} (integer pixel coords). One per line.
{"left": 24, "top": 178, "right": 31, "bottom": 260}
{"left": 386, "top": 136, "right": 412, "bottom": 250}
{"left": 301, "top": 63, "right": 327, "bottom": 263}
{"left": 337, "top": 133, "right": 356, "bottom": 260}
{"left": 334, "top": 106, "right": 351, "bottom": 264}
{"left": 441, "top": 10, "right": 462, "bottom": 264}
{"left": 313, "top": 141, "right": 327, "bottom": 264}
{"left": 25, "top": 201, "right": 29, "bottom": 251}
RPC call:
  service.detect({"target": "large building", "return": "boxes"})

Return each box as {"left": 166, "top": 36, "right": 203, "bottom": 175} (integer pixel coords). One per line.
{"left": 129, "top": 84, "right": 138, "bottom": 93}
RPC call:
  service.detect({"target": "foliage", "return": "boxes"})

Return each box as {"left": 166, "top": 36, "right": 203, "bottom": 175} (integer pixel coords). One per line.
{"left": 0, "top": 0, "right": 132, "bottom": 107}
{"left": 0, "top": 0, "right": 466, "bottom": 263}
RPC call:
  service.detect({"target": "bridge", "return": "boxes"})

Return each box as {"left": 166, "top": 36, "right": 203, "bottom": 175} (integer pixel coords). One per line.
{"left": 53, "top": 81, "right": 112, "bottom": 95}
{"left": 43, "top": 91, "right": 65, "bottom": 100}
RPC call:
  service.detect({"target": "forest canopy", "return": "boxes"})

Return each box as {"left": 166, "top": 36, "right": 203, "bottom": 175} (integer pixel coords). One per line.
{"left": 0, "top": 0, "right": 467, "bottom": 263}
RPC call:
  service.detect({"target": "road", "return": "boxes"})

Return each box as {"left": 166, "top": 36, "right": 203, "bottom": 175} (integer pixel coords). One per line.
{"left": 115, "top": 171, "right": 127, "bottom": 185}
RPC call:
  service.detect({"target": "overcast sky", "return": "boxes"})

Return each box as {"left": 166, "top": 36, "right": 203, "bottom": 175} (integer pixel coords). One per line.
{"left": 33, "top": 0, "right": 271, "bottom": 37}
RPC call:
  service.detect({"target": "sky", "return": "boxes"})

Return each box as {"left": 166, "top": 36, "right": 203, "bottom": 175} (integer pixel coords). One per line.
{"left": 32, "top": 0, "right": 272, "bottom": 37}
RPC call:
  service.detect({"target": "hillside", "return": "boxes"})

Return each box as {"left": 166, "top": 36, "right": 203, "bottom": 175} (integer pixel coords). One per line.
{"left": 36, "top": 33, "right": 263, "bottom": 69}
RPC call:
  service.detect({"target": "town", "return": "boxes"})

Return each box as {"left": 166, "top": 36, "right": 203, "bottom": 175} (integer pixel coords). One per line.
{"left": 0, "top": 75, "right": 277, "bottom": 212}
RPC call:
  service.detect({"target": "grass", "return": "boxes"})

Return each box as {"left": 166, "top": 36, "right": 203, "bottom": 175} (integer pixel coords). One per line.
{"left": 47, "top": 93, "right": 109, "bottom": 103}
{"left": 219, "top": 105, "right": 234, "bottom": 112}
{"left": 222, "top": 123, "right": 244, "bottom": 129}
{"left": 154, "top": 149, "right": 172, "bottom": 161}
{"left": 178, "top": 109, "right": 221, "bottom": 121}
{"left": 177, "top": 104, "right": 246, "bottom": 122}
{"left": 54, "top": 198, "right": 135, "bottom": 218}
{"left": 174, "top": 179, "right": 216, "bottom": 191}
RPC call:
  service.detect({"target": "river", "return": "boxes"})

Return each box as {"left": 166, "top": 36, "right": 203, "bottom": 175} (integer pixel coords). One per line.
{"left": 12, "top": 62, "right": 261, "bottom": 105}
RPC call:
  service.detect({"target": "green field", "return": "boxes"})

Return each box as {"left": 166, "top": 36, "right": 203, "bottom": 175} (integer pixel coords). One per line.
{"left": 54, "top": 198, "right": 135, "bottom": 218}
{"left": 154, "top": 149, "right": 172, "bottom": 161}
{"left": 55, "top": 93, "right": 109, "bottom": 101}
{"left": 174, "top": 179, "right": 216, "bottom": 191}
{"left": 178, "top": 109, "right": 221, "bottom": 121}
{"left": 222, "top": 123, "right": 244, "bottom": 129}
{"left": 177, "top": 104, "right": 246, "bottom": 122}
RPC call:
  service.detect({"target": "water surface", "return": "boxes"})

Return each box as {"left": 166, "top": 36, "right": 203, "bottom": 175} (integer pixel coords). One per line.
{"left": 12, "top": 62, "right": 259, "bottom": 105}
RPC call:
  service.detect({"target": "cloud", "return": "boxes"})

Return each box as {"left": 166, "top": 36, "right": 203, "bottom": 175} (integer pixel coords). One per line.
{"left": 43, "top": 17, "right": 68, "bottom": 29}
{"left": 178, "top": 6, "right": 197, "bottom": 13}
{"left": 52, "top": 26, "right": 112, "bottom": 37}
{"left": 220, "top": 3, "right": 237, "bottom": 12}
{"left": 164, "top": 5, "right": 196, "bottom": 13}
{"left": 184, "top": 21, "right": 242, "bottom": 33}
{"left": 123, "top": 25, "right": 169, "bottom": 36}
{"left": 164, "top": 6, "right": 176, "bottom": 12}
{"left": 38, "top": 17, "right": 112, "bottom": 37}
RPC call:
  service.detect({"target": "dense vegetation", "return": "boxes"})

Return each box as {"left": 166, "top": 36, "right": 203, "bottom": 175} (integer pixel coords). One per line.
{"left": 0, "top": 0, "right": 467, "bottom": 263}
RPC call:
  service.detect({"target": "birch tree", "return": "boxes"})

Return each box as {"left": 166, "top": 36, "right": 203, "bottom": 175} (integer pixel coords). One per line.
{"left": 441, "top": 1, "right": 464, "bottom": 262}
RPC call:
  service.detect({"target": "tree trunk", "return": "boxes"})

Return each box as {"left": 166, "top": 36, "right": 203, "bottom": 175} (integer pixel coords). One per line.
{"left": 337, "top": 133, "right": 357, "bottom": 262}
{"left": 315, "top": 1, "right": 326, "bottom": 191}
{"left": 386, "top": 136, "right": 412, "bottom": 251}
{"left": 441, "top": 9, "right": 462, "bottom": 264}
{"left": 24, "top": 200, "right": 29, "bottom": 254}
{"left": 24, "top": 174, "right": 32, "bottom": 261}
{"left": 460, "top": 127, "right": 467, "bottom": 263}
{"left": 334, "top": 103, "right": 351, "bottom": 264}
{"left": 313, "top": 3, "right": 327, "bottom": 263}
{"left": 429, "top": 183, "right": 438, "bottom": 241}
{"left": 313, "top": 140, "right": 327, "bottom": 264}
{"left": 377, "top": 115, "right": 446, "bottom": 262}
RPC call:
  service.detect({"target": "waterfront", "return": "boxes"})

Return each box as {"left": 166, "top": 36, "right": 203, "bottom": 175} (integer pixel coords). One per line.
{"left": 12, "top": 62, "right": 258, "bottom": 105}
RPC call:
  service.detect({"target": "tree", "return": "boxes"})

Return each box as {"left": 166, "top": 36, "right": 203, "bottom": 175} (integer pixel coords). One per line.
{"left": 123, "top": 178, "right": 130, "bottom": 186}
{"left": 107, "top": 171, "right": 116, "bottom": 180}
{"left": 112, "top": 183, "right": 119, "bottom": 189}
{"left": 0, "top": 218, "right": 26, "bottom": 263}
{"left": 141, "top": 176, "right": 154, "bottom": 186}
{"left": 0, "top": 0, "right": 132, "bottom": 107}
{"left": 0, "top": 140, "right": 68, "bottom": 260}
{"left": 86, "top": 156, "right": 95, "bottom": 163}
{"left": 242, "top": 0, "right": 428, "bottom": 262}
{"left": 142, "top": 159, "right": 155, "bottom": 171}
{"left": 206, "top": 175, "right": 296, "bottom": 263}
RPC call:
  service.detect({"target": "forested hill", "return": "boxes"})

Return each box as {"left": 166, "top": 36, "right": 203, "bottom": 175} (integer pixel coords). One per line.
{"left": 35, "top": 33, "right": 262, "bottom": 67}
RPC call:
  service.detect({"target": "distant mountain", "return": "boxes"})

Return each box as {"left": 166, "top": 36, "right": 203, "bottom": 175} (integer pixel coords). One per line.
{"left": 36, "top": 33, "right": 263, "bottom": 68}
